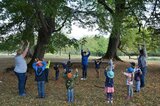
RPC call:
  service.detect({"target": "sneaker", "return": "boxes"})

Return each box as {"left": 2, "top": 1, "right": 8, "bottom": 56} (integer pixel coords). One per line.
{"left": 107, "top": 101, "right": 110, "bottom": 103}
{"left": 83, "top": 78, "right": 87, "bottom": 80}
{"left": 19, "top": 93, "right": 26, "bottom": 97}
{"left": 126, "top": 96, "right": 130, "bottom": 100}
{"left": 110, "top": 100, "right": 113, "bottom": 104}
{"left": 81, "top": 78, "right": 84, "bottom": 80}
{"left": 135, "top": 90, "right": 140, "bottom": 92}
{"left": 134, "top": 90, "right": 138, "bottom": 92}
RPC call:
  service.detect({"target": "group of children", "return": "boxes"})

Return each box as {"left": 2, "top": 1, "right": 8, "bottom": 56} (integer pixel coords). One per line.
{"left": 122, "top": 62, "right": 142, "bottom": 100}
{"left": 31, "top": 57, "right": 143, "bottom": 104}
{"left": 102, "top": 59, "right": 142, "bottom": 104}
{"left": 32, "top": 58, "right": 77, "bottom": 101}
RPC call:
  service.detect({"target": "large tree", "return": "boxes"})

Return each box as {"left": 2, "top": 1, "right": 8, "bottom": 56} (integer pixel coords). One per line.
{"left": 0, "top": 0, "right": 74, "bottom": 64}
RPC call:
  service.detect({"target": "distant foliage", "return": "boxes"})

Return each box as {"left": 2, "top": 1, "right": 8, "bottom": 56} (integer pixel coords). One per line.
{"left": 81, "top": 35, "right": 108, "bottom": 56}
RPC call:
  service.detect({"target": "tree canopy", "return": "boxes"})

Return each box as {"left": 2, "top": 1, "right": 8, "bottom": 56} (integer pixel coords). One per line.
{"left": 0, "top": 0, "right": 160, "bottom": 61}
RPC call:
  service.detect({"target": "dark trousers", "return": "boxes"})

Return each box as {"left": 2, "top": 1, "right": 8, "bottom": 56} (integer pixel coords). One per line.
{"left": 55, "top": 70, "right": 59, "bottom": 80}
{"left": 15, "top": 72, "right": 27, "bottom": 96}
{"left": 82, "top": 64, "right": 88, "bottom": 78}
{"left": 45, "top": 69, "right": 49, "bottom": 82}
{"left": 107, "top": 93, "right": 113, "bottom": 100}
{"left": 140, "top": 66, "right": 147, "bottom": 87}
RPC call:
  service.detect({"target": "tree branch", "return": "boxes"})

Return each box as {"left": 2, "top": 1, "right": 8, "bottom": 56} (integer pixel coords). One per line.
{"left": 54, "top": 15, "right": 69, "bottom": 32}
{"left": 97, "top": 0, "right": 114, "bottom": 15}
{"left": 32, "top": 0, "right": 48, "bottom": 32}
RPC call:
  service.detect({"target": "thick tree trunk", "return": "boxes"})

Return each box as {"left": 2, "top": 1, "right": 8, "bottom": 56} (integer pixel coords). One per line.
{"left": 28, "top": 27, "right": 52, "bottom": 67}
{"left": 103, "top": 34, "right": 120, "bottom": 59}
{"left": 103, "top": 0, "right": 125, "bottom": 60}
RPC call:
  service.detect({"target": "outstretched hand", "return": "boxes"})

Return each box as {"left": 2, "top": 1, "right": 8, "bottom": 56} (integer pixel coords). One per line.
{"left": 21, "top": 41, "right": 24, "bottom": 45}
{"left": 26, "top": 40, "right": 30, "bottom": 47}
{"left": 26, "top": 40, "right": 30, "bottom": 45}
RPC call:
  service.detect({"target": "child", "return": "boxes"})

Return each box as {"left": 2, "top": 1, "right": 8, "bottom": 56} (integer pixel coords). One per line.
{"left": 123, "top": 66, "right": 134, "bottom": 100}
{"left": 134, "top": 67, "right": 142, "bottom": 92}
{"left": 53, "top": 63, "right": 59, "bottom": 80}
{"left": 62, "top": 60, "right": 73, "bottom": 74}
{"left": 130, "top": 62, "right": 136, "bottom": 72}
{"left": 81, "top": 48, "right": 90, "bottom": 80}
{"left": 63, "top": 69, "right": 78, "bottom": 103}
{"left": 45, "top": 60, "right": 50, "bottom": 82}
{"left": 32, "top": 60, "right": 47, "bottom": 98}
{"left": 104, "top": 59, "right": 115, "bottom": 104}
{"left": 94, "top": 59, "right": 102, "bottom": 78}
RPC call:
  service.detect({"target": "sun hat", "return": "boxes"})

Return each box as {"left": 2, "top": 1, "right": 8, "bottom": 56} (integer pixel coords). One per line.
{"left": 67, "top": 73, "right": 72, "bottom": 79}
{"left": 127, "top": 67, "right": 134, "bottom": 73}
{"left": 107, "top": 70, "right": 114, "bottom": 78}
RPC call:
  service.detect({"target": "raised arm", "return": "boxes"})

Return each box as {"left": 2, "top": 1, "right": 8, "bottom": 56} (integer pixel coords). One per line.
{"left": 87, "top": 48, "right": 90, "bottom": 56}
{"left": 81, "top": 49, "right": 83, "bottom": 56}
{"left": 32, "top": 62, "right": 37, "bottom": 71}
{"left": 22, "top": 41, "right": 30, "bottom": 57}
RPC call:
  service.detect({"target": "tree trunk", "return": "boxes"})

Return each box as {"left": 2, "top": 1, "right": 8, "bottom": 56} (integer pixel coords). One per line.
{"left": 103, "top": 0, "right": 125, "bottom": 60}
{"left": 103, "top": 34, "right": 120, "bottom": 59}
{"left": 28, "top": 27, "right": 52, "bottom": 67}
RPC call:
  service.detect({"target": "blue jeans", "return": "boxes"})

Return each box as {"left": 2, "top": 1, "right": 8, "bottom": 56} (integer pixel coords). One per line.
{"left": 37, "top": 81, "right": 45, "bottom": 98}
{"left": 15, "top": 72, "right": 27, "bottom": 96}
{"left": 127, "top": 85, "right": 133, "bottom": 97}
{"left": 140, "top": 66, "right": 147, "bottom": 87}
{"left": 82, "top": 64, "right": 88, "bottom": 78}
{"left": 67, "top": 89, "right": 74, "bottom": 102}
{"left": 135, "top": 81, "right": 141, "bottom": 91}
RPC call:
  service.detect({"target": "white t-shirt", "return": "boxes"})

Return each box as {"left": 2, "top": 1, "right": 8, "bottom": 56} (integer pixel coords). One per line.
{"left": 14, "top": 55, "right": 27, "bottom": 73}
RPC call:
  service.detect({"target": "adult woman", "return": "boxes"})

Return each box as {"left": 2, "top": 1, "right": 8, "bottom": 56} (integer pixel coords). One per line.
{"left": 138, "top": 48, "right": 147, "bottom": 88}
{"left": 14, "top": 41, "right": 30, "bottom": 96}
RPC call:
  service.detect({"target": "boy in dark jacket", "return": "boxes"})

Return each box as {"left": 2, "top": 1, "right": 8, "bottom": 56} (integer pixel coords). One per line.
{"left": 94, "top": 59, "right": 102, "bottom": 78}
{"left": 53, "top": 63, "right": 59, "bottom": 80}
{"left": 32, "top": 60, "right": 47, "bottom": 98}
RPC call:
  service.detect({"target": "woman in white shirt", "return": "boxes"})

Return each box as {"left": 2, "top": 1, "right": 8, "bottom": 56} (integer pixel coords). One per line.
{"left": 14, "top": 41, "right": 30, "bottom": 96}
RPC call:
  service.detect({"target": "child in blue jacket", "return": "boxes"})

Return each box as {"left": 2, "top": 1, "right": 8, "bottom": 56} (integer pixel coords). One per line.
{"left": 81, "top": 48, "right": 90, "bottom": 80}
{"left": 32, "top": 60, "right": 47, "bottom": 98}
